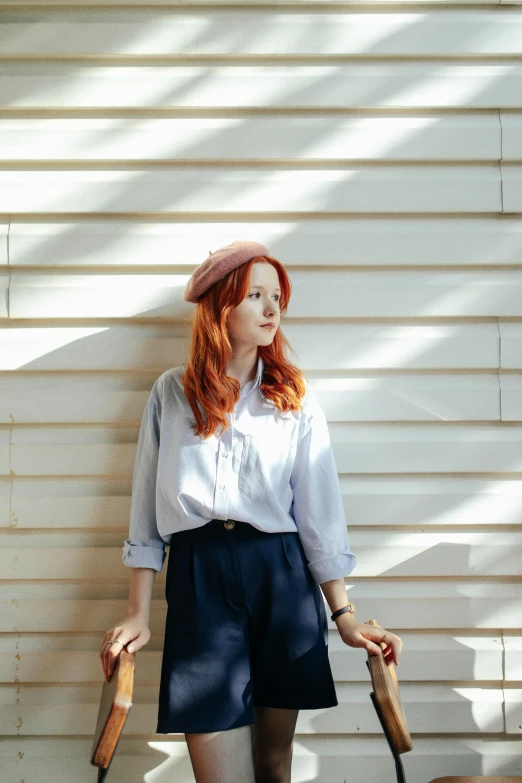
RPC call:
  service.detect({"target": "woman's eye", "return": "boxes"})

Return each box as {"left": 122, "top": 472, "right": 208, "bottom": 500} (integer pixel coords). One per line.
{"left": 249, "top": 293, "right": 280, "bottom": 300}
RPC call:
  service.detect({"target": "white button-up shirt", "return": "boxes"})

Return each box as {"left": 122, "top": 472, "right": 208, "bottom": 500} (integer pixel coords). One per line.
{"left": 122, "top": 355, "right": 356, "bottom": 584}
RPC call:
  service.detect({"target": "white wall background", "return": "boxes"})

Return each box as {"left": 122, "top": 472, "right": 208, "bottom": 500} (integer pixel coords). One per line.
{"left": 1, "top": 1, "right": 522, "bottom": 782}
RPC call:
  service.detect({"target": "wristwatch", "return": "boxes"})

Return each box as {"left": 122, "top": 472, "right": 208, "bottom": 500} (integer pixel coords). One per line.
{"left": 331, "top": 601, "right": 356, "bottom": 621}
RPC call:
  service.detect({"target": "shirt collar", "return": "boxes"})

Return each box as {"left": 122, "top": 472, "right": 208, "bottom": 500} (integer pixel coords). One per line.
{"left": 240, "top": 355, "right": 264, "bottom": 397}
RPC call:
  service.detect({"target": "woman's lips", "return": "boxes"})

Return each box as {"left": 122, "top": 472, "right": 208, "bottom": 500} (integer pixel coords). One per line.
{"left": 260, "top": 324, "right": 275, "bottom": 329}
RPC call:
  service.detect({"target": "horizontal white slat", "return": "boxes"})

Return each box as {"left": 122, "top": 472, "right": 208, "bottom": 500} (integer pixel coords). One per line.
{"left": 500, "top": 324, "right": 522, "bottom": 369}
{"left": 0, "top": 376, "right": 149, "bottom": 423}
{"left": 349, "top": 532, "right": 522, "bottom": 576}
{"left": 2, "top": 10, "right": 522, "bottom": 57}
{"left": 10, "top": 476, "right": 522, "bottom": 529}
{"left": 331, "top": 424, "right": 522, "bottom": 475}
{"left": 0, "top": 326, "right": 187, "bottom": 372}
{"left": 0, "top": 373, "right": 502, "bottom": 424}
{"left": 505, "top": 639, "right": 522, "bottom": 680}
{"left": 5, "top": 737, "right": 522, "bottom": 783}
{"left": 10, "top": 439, "right": 136, "bottom": 477}
{"left": 317, "top": 375, "right": 501, "bottom": 421}
{"left": 1, "top": 64, "right": 522, "bottom": 109}
{"left": 340, "top": 477, "right": 522, "bottom": 526}
{"left": 9, "top": 218, "right": 522, "bottom": 267}
{"left": 0, "top": 634, "right": 504, "bottom": 683}
{"left": 0, "top": 116, "right": 501, "bottom": 162}
{"left": 0, "top": 224, "right": 8, "bottom": 267}
{"left": 0, "top": 272, "right": 9, "bottom": 318}
{"left": 501, "top": 114, "right": 522, "bottom": 161}
{"left": 0, "top": 432, "right": 11, "bottom": 477}
{"left": 502, "top": 164, "right": 522, "bottom": 212}
{"left": 10, "top": 481, "right": 132, "bottom": 529}
{"left": 0, "top": 683, "right": 504, "bottom": 735}
{"left": 9, "top": 268, "right": 521, "bottom": 318}
{"left": 0, "top": 166, "right": 502, "bottom": 214}
{"left": 500, "top": 375, "right": 522, "bottom": 421}
{"left": 504, "top": 690, "right": 522, "bottom": 734}
{"left": 8, "top": 424, "right": 522, "bottom": 476}
{"left": 1, "top": 323, "right": 500, "bottom": 371}
{"left": 2, "top": 584, "right": 521, "bottom": 630}
{"left": 3, "top": 532, "right": 522, "bottom": 578}
{"left": 0, "top": 480, "right": 10, "bottom": 529}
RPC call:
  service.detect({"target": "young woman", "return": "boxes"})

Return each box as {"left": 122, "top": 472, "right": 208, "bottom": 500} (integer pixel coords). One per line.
{"left": 100, "top": 240, "right": 402, "bottom": 783}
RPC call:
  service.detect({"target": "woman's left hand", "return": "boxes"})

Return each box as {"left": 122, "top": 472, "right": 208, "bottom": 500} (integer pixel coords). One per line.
{"left": 335, "top": 614, "right": 402, "bottom": 666}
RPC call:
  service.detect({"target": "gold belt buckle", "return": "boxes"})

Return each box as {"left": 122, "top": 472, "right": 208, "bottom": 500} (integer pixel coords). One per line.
{"left": 224, "top": 520, "right": 235, "bottom": 530}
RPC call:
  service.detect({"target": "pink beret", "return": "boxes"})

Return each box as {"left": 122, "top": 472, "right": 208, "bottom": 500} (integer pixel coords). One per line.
{"left": 183, "top": 239, "right": 271, "bottom": 303}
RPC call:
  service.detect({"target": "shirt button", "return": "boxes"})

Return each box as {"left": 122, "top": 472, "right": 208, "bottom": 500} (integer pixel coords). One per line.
{"left": 222, "top": 451, "right": 228, "bottom": 457}
{"left": 218, "top": 484, "right": 225, "bottom": 490}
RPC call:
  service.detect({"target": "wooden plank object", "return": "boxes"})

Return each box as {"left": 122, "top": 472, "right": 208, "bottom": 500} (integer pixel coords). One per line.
{"left": 91, "top": 649, "right": 135, "bottom": 781}
{"left": 365, "top": 619, "right": 412, "bottom": 756}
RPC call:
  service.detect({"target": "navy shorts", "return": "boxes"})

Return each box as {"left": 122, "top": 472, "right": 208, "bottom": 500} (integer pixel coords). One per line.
{"left": 156, "top": 518, "right": 338, "bottom": 734}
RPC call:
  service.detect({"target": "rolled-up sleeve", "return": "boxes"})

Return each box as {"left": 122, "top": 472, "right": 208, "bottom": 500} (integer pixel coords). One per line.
{"left": 290, "top": 384, "right": 357, "bottom": 585}
{"left": 122, "top": 381, "right": 167, "bottom": 572}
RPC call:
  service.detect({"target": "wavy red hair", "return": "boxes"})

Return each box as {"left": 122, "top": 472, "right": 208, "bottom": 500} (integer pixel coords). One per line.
{"left": 182, "top": 255, "right": 308, "bottom": 439}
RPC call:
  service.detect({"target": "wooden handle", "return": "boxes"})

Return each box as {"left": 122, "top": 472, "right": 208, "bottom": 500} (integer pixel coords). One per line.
{"left": 91, "top": 649, "right": 135, "bottom": 769}
{"left": 364, "top": 619, "right": 412, "bottom": 754}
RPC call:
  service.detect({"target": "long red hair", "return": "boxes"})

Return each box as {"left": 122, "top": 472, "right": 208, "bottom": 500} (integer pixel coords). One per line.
{"left": 182, "top": 255, "right": 308, "bottom": 439}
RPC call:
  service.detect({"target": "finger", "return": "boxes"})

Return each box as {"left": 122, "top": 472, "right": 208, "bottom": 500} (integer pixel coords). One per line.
{"left": 106, "top": 635, "right": 132, "bottom": 679}
{"left": 101, "top": 640, "right": 112, "bottom": 676}
{"left": 377, "top": 629, "right": 400, "bottom": 652}
{"left": 106, "top": 643, "right": 125, "bottom": 678}
{"left": 102, "top": 642, "right": 114, "bottom": 680}
{"left": 103, "top": 635, "right": 124, "bottom": 681}
{"left": 364, "top": 627, "right": 389, "bottom": 646}
{"left": 383, "top": 640, "right": 400, "bottom": 666}
{"left": 359, "top": 628, "right": 389, "bottom": 651}
{"left": 101, "top": 636, "right": 111, "bottom": 677}
{"left": 382, "top": 646, "right": 396, "bottom": 666}
{"left": 364, "top": 639, "right": 383, "bottom": 656}
{"left": 100, "top": 630, "right": 113, "bottom": 674}
{"left": 127, "top": 632, "right": 143, "bottom": 654}
{"left": 100, "top": 631, "right": 109, "bottom": 657}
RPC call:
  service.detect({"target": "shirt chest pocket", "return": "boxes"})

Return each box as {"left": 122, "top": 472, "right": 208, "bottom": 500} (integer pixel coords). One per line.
{"left": 237, "top": 418, "right": 297, "bottom": 503}
{"left": 168, "top": 416, "right": 219, "bottom": 499}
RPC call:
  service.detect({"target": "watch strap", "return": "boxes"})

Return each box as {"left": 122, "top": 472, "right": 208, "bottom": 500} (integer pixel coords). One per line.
{"left": 331, "top": 602, "right": 356, "bottom": 621}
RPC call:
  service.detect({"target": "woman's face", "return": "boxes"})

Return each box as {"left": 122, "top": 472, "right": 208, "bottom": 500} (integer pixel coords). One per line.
{"left": 226, "top": 261, "right": 281, "bottom": 350}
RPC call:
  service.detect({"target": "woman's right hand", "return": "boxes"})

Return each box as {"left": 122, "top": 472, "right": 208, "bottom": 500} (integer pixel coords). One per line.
{"left": 100, "top": 616, "right": 151, "bottom": 683}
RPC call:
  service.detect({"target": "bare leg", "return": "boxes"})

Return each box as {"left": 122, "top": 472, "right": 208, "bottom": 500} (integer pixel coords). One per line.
{"left": 250, "top": 707, "right": 299, "bottom": 783}
{"left": 185, "top": 724, "right": 256, "bottom": 783}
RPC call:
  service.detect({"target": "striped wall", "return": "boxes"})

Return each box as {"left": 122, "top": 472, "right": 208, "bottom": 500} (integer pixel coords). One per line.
{"left": 1, "top": 1, "right": 522, "bottom": 781}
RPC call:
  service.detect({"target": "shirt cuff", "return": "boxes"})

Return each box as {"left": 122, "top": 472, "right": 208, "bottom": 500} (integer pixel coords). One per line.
{"left": 122, "top": 539, "right": 166, "bottom": 572}
{"left": 307, "top": 552, "right": 357, "bottom": 585}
